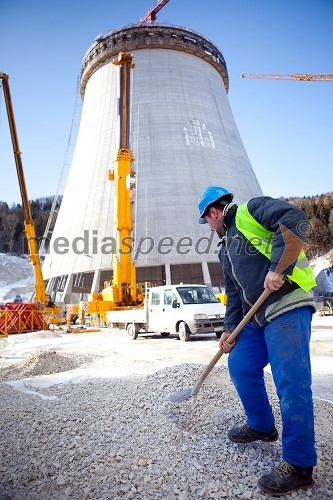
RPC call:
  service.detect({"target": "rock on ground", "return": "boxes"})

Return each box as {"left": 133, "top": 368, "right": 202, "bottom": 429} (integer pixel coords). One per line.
{"left": 0, "top": 359, "right": 332, "bottom": 499}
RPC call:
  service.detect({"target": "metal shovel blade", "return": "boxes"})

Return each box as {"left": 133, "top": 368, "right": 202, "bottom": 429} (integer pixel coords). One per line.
{"left": 169, "top": 387, "right": 194, "bottom": 404}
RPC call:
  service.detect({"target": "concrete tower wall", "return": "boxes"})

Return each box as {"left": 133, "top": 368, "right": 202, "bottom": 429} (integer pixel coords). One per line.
{"left": 43, "top": 25, "right": 262, "bottom": 301}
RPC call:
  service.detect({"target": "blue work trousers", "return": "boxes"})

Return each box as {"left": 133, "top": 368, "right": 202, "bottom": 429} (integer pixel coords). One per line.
{"left": 228, "top": 306, "right": 316, "bottom": 468}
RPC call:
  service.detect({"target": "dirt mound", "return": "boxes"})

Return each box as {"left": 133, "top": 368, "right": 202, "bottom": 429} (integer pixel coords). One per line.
{"left": 0, "top": 350, "right": 96, "bottom": 381}
{"left": 26, "top": 330, "right": 61, "bottom": 339}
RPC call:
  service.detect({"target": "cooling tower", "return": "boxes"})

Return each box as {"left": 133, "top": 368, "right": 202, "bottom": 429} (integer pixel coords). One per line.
{"left": 43, "top": 24, "right": 262, "bottom": 303}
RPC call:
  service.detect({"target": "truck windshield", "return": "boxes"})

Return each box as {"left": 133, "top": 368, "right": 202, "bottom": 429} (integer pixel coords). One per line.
{"left": 176, "top": 287, "right": 219, "bottom": 305}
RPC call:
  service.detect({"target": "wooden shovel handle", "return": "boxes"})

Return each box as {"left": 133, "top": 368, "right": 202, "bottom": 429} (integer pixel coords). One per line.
{"left": 227, "top": 289, "right": 272, "bottom": 343}
{"left": 191, "top": 289, "right": 271, "bottom": 396}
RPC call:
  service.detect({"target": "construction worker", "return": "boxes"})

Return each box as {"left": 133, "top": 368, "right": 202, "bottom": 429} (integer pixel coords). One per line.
{"left": 198, "top": 186, "right": 317, "bottom": 496}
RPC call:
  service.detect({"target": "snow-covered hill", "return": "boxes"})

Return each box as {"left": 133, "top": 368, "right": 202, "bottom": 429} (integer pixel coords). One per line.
{"left": 0, "top": 253, "right": 34, "bottom": 303}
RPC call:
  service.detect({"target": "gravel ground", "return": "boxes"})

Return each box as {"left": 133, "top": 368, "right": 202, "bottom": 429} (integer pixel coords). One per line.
{"left": 0, "top": 346, "right": 332, "bottom": 500}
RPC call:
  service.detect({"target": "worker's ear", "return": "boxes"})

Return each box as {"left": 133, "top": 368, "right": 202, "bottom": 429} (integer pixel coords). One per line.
{"left": 210, "top": 207, "right": 219, "bottom": 219}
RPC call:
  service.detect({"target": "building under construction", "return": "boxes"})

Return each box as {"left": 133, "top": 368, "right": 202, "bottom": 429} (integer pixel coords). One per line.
{"left": 43, "top": 23, "right": 262, "bottom": 303}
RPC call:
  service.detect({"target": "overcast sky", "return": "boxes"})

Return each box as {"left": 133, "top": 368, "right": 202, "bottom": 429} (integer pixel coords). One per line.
{"left": 1, "top": 0, "right": 332, "bottom": 205}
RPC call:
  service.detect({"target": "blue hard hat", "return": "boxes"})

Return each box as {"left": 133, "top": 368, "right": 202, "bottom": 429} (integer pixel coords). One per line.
{"left": 198, "top": 186, "right": 233, "bottom": 224}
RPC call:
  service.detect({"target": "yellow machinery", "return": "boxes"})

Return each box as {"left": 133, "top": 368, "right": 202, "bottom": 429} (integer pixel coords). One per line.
{"left": 72, "top": 52, "right": 143, "bottom": 326}
{"left": 0, "top": 72, "right": 61, "bottom": 329}
{"left": 216, "top": 292, "right": 227, "bottom": 305}
{"left": 103, "top": 52, "right": 141, "bottom": 306}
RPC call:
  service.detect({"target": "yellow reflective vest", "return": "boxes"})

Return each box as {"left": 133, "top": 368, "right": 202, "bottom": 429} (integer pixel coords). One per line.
{"left": 235, "top": 202, "right": 316, "bottom": 292}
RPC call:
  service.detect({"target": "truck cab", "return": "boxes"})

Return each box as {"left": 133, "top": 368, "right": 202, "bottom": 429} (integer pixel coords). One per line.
{"left": 148, "top": 284, "right": 225, "bottom": 341}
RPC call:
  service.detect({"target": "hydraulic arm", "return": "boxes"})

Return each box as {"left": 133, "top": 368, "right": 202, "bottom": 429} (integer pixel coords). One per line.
{"left": 0, "top": 73, "right": 48, "bottom": 303}
{"left": 103, "top": 53, "right": 139, "bottom": 306}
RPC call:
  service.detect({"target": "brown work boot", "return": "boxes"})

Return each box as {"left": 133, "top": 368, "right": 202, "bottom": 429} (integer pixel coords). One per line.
{"left": 258, "top": 461, "right": 313, "bottom": 496}
{"left": 228, "top": 423, "right": 278, "bottom": 443}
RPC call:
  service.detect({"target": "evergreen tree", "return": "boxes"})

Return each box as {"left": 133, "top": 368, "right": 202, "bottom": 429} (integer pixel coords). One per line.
{"left": 0, "top": 195, "right": 62, "bottom": 254}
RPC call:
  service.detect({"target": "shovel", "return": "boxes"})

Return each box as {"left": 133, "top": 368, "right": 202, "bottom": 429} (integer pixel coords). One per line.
{"left": 169, "top": 289, "right": 271, "bottom": 404}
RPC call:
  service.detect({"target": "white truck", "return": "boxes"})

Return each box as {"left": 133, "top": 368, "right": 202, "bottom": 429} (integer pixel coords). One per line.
{"left": 106, "top": 284, "right": 226, "bottom": 341}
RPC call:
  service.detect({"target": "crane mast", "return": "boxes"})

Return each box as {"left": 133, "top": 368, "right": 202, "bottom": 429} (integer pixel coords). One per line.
{"left": 241, "top": 73, "right": 333, "bottom": 82}
{"left": 0, "top": 73, "right": 48, "bottom": 303}
{"left": 69, "top": 52, "right": 142, "bottom": 327}
{"left": 103, "top": 53, "right": 138, "bottom": 306}
{"left": 139, "top": 0, "right": 171, "bottom": 25}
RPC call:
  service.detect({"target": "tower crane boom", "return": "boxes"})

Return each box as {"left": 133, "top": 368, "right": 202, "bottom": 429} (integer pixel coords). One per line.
{"left": 241, "top": 73, "right": 333, "bottom": 82}
{"left": 139, "top": 0, "right": 171, "bottom": 25}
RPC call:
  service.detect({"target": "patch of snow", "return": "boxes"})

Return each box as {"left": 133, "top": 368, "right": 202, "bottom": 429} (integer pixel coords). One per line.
{"left": 6, "top": 380, "right": 58, "bottom": 400}
{"left": 0, "top": 253, "right": 34, "bottom": 303}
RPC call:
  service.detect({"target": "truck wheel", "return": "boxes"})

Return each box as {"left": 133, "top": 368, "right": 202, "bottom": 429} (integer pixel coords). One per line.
{"left": 160, "top": 332, "right": 170, "bottom": 337}
{"left": 178, "top": 322, "right": 191, "bottom": 342}
{"left": 215, "top": 331, "right": 222, "bottom": 339}
{"left": 127, "top": 323, "right": 139, "bottom": 340}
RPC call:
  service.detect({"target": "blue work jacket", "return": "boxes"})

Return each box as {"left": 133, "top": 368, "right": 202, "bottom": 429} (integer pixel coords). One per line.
{"left": 218, "top": 197, "right": 315, "bottom": 330}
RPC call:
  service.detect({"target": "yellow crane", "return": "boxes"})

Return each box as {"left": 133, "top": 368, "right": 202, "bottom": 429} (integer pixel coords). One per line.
{"left": 72, "top": 52, "right": 143, "bottom": 327}
{"left": 0, "top": 72, "right": 60, "bottom": 334}
{"left": 0, "top": 73, "right": 51, "bottom": 303}
{"left": 102, "top": 52, "right": 141, "bottom": 306}
{"left": 241, "top": 73, "right": 333, "bottom": 82}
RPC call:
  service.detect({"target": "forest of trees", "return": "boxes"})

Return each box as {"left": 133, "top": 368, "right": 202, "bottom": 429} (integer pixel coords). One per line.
{"left": 0, "top": 196, "right": 62, "bottom": 254}
{"left": 282, "top": 192, "right": 333, "bottom": 262}
{"left": 0, "top": 192, "right": 332, "bottom": 261}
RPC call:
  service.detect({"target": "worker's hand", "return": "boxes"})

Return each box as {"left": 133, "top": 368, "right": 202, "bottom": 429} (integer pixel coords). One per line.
{"left": 264, "top": 271, "right": 285, "bottom": 291}
{"left": 219, "top": 330, "right": 235, "bottom": 353}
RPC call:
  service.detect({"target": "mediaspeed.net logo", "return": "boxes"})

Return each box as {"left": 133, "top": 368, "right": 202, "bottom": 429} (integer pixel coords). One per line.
{"left": 24, "top": 231, "right": 218, "bottom": 258}
{"left": 23, "top": 219, "right": 312, "bottom": 262}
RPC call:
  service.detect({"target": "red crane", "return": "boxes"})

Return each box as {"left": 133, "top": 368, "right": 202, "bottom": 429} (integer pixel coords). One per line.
{"left": 241, "top": 73, "right": 333, "bottom": 82}
{"left": 139, "top": 0, "right": 171, "bottom": 25}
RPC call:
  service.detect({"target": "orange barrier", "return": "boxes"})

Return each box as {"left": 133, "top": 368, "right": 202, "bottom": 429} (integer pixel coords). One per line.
{"left": 66, "top": 304, "right": 79, "bottom": 325}
{"left": 0, "top": 303, "right": 48, "bottom": 336}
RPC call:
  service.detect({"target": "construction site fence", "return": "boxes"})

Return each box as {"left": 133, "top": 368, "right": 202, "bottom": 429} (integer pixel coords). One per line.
{"left": 0, "top": 303, "right": 51, "bottom": 337}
